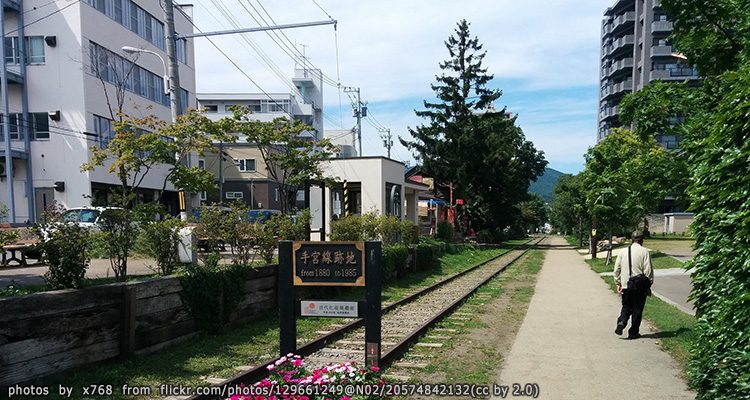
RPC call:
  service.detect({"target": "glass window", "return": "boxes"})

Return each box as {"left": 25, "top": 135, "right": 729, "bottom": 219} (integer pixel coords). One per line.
{"left": 95, "top": 115, "right": 113, "bottom": 148}
{"left": 33, "top": 113, "right": 49, "bottom": 140}
{"left": 113, "top": 0, "right": 123, "bottom": 23}
{"left": 176, "top": 39, "right": 187, "bottom": 63}
{"left": 153, "top": 19, "right": 165, "bottom": 50}
{"left": 203, "top": 105, "right": 218, "bottom": 113}
{"left": 129, "top": 3, "right": 139, "bottom": 34}
{"left": 79, "top": 209, "right": 100, "bottom": 223}
{"left": 4, "top": 37, "right": 17, "bottom": 64}
{"left": 62, "top": 210, "right": 79, "bottom": 223}
{"left": 239, "top": 159, "right": 256, "bottom": 172}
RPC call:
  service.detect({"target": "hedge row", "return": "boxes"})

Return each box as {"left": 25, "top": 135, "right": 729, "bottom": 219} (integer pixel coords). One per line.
{"left": 381, "top": 241, "right": 464, "bottom": 283}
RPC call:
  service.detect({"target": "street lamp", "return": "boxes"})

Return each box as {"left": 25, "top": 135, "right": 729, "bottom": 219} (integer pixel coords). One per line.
{"left": 121, "top": 46, "right": 170, "bottom": 101}
{"left": 122, "top": 45, "right": 189, "bottom": 221}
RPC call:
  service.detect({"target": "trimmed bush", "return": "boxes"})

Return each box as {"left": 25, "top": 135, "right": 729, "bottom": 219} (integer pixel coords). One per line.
{"left": 382, "top": 245, "right": 409, "bottom": 282}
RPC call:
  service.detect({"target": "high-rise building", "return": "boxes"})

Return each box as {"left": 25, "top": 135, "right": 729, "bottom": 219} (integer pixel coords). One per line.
{"left": 597, "top": 0, "right": 699, "bottom": 146}
{"left": 0, "top": 0, "right": 197, "bottom": 223}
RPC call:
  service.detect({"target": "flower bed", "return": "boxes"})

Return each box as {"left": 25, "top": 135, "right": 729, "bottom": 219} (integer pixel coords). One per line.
{"left": 228, "top": 354, "right": 385, "bottom": 400}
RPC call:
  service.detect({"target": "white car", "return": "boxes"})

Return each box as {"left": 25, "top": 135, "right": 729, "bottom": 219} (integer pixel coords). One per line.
{"left": 62, "top": 207, "right": 121, "bottom": 230}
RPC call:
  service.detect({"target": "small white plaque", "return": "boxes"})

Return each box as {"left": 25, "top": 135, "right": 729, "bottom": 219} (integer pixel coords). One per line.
{"left": 300, "top": 300, "right": 358, "bottom": 318}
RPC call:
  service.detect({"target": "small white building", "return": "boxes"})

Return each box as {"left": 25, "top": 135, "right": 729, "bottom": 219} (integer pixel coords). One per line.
{"left": 0, "top": 0, "right": 197, "bottom": 223}
{"left": 305, "top": 157, "right": 428, "bottom": 241}
{"left": 663, "top": 212, "right": 693, "bottom": 234}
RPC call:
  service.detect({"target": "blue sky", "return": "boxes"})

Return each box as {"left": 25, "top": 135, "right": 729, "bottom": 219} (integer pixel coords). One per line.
{"left": 193, "top": 0, "right": 608, "bottom": 174}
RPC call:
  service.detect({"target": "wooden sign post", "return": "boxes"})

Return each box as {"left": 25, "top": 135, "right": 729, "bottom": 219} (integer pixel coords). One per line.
{"left": 278, "top": 240, "right": 382, "bottom": 368}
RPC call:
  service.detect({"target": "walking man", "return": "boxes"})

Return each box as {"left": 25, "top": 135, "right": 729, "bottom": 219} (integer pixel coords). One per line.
{"left": 613, "top": 230, "right": 654, "bottom": 339}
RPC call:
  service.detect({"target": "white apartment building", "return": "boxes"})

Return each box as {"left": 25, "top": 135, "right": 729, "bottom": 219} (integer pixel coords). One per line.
{"left": 196, "top": 68, "right": 324, "bottom": 209}
{"left": 0, "top": 0, "right": 196, "bottom": 223}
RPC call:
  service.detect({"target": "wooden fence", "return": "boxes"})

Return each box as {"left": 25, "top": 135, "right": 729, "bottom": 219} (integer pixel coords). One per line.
{"left": 0, "top": 265, "right": 277, "bottom": 386}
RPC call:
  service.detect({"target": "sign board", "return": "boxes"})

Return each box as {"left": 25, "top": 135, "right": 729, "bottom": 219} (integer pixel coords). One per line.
{"left": 292, "top": 241, "right": 365, "bottom": 286}
{"left": 300, "top": 300, "right": 358, "bottom": 317}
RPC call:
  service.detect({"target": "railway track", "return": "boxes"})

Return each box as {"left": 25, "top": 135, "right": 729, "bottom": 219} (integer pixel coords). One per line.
{"left": 188, "top": 237, "right": 544, "bottom": 399}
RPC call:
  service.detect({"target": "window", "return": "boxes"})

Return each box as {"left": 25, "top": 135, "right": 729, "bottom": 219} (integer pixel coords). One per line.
{"left": 203, "top": 105, "right": 218, "bottom": 113}
{"left": 0, "top": 113, "right": 49, "bottom": 140}
{"left": 226, "top": 192, "right": 243, "bottom": 199}
{"left": 89, "top": 42, "right": 189, "bottom": 108}
{"left": 200, "top": 191, "right": 207, "bottom": 201}
{"left": 198, "top": 159, "right": 205, "bottom": 169}
{"left": 4, "top": 36, "right": 45, "bottom": 64}
{"left": 246, "top": 100, "right": 262, "bottom": 112}
{"left": 274, "top": 188, "right": 279, "bottom": 202}
{"left": 239, "top": 159, "right": 256, "bottom": 172}
{"left": 31, "top": 113, "right": 49, "bottom": 139}
{"left": 86, "top": 0, "right": 168, "bottom": 51}
{"left": 176, "top": 38, "right": 187, "bottom": 64}
{"left": 94, "top": 115, "right": 113, "bottom": 148}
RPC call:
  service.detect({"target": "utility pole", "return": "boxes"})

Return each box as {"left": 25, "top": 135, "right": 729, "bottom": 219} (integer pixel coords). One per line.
{"left": 343, "top": 87, "right": 365, "bottom": 156}
{"left": 162, "top": 0, "right": 189, "bottom": 221}
{"left": 378, "top": 128, "right": 392, "bottom": 159}
{"left": 0, "top": 11, "right": 15, "bottom": 222}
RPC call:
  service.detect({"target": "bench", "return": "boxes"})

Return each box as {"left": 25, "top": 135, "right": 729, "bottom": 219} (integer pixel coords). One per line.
{"left": 2, "top": 242, "right": 43, "bottom": 267}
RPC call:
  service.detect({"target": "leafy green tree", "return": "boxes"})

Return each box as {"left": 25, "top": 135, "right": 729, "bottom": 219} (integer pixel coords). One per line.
{"left": 401, "top": 19, "right": 546, "bottom": 235}
{"left": 550, "top": 174, "right": 588, "bottom": 243}
{"left": 515, "top": 193, "right": 548, "bottom": 233}
{"left": 81, "top": 110, "right": 233, "bottom": 281}
{"left": 227, "top": 111, "right": 336, "bottom": 213}
{"left": 661, "top": 0, "right": 748, "bottom": 78}
{"left": 581, "top": 129, "right": 677, "bottom": 253}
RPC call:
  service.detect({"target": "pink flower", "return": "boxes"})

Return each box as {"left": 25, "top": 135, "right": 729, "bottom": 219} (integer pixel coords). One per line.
{"left": 371, "top": 366, "right": 380, "bottom": 371}
{"left": 292, "top": 358, "right": 303, "bottom": 367}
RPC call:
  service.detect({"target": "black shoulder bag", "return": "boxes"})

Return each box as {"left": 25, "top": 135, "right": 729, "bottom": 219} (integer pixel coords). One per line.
{"left": 627, "top": 245, "right": 652, "bottom": 293}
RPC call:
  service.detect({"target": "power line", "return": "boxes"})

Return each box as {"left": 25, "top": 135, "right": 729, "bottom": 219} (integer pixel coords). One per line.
{"left": 7, "top": 0, "right": 81, "bottom": 35}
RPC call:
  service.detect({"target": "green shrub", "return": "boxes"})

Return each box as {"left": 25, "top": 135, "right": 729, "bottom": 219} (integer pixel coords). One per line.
{"left": 97, "top": 204, "right": 139, "bottom": 282}
{"left": 682, "top": 66, "right": 750, "bottom": 398}
{"left": 331, "top": 212, "right": 418, "bottom": 245}
{"left": 436, "top": 220, "right": 453, "bottom": 242}
{"left": 415, "top": 243, "right": 439, "bottom": 270}
{"left": 33, "top": 204, "right": 91, "bottom": 289}
{"left": 178, "top": 259, "right": 248, "bottom": 333}
{"left": 382, "top": 245, "right": 409, "bottom": 282}
{"left": 137, "top": 215, "right": 185, "bottom": 276}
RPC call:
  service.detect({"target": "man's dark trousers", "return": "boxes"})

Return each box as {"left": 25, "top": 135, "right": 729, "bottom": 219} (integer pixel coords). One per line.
{"left": 617, "top": 289, "right": 647, "bottom": 336}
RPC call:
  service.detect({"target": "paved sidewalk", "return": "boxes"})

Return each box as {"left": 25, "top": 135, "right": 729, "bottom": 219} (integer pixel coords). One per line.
{"left": 0, "top": 258, "right": 156, "bottom": 288}
{"left": 494, "top": 236, "right": 694, "bottom": 399}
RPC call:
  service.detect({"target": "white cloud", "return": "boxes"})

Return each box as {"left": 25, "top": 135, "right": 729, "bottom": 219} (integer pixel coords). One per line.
{"left": 191, "top": 0, "right": 610, "bottom": 170}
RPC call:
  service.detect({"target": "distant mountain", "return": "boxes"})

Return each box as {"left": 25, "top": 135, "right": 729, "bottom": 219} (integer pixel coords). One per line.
{"left": 529, "top": 167, "right": 568, "bottom": 203}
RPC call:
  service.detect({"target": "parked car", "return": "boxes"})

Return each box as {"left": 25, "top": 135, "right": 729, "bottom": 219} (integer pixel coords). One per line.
{"left": 246, "top": 209, "right": 281, "bottom": 223}
{"left": 62, "top": 207, "right": 121, "bottom": 230}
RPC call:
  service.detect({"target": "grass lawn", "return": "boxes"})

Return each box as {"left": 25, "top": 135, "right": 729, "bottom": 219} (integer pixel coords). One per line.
{"left": 644, "top": 238, "right": 696, "bottom": 255}
{"left": 587, "top": 263, "right": 696, "bottom": 380}
{"left": 25, "top": 243, "right": 521, "bottom": 399}
{"left": 586, "top": 250, "right": 685, "bottom": 274}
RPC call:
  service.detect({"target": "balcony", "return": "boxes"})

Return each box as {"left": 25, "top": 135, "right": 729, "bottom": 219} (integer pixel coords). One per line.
{"left": 610, "top": 57, "right": 634, "bottom": 76}
{"left": 613, "top": 80, "right": 634, "bottom": 95}
{"left": 609, "top": 35, "right": 635, "bottom": 56}
{"left": 651, "top": 45, "right": 674, "bottom": 57}
{"left": 650, "top": 68, "right": 699, "bottom": 81}
{"left": 602, "top": 106, "right": 620, "bottom": 120}
{"left": 613, "top": 12, "right": 636, "bottom": 31}
{"left": 652, "top": 20, "right": 673, "bottom": 33}
{"left": 602, "top": 21, "right": 613, "bottom": 36}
